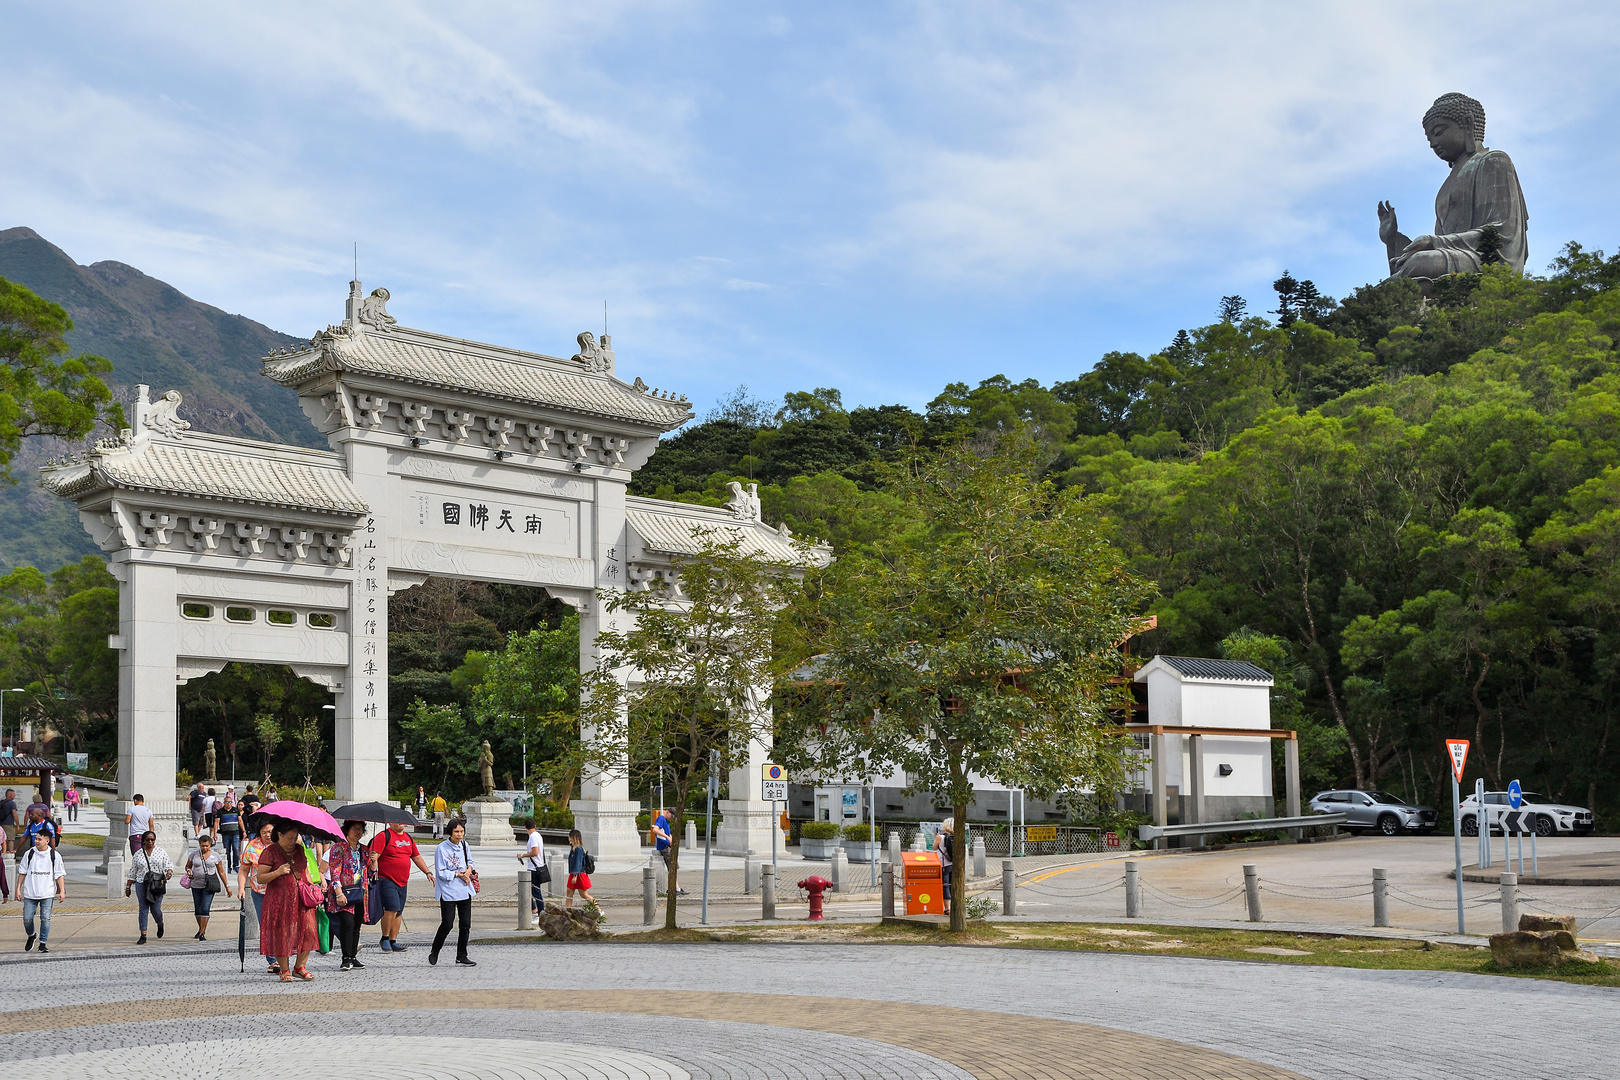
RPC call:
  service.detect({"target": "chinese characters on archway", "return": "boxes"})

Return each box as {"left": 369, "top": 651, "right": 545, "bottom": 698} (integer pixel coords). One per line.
{"left": 442, "top": 501, "right": 541, "bottom": 534}
{"left": 360, "top": 515, "right": 381, "bottom": 719}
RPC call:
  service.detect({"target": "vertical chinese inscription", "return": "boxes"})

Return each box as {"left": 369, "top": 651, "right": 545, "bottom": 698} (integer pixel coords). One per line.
{"left": 360, "top": 515, "right": 381, "bottom": 720}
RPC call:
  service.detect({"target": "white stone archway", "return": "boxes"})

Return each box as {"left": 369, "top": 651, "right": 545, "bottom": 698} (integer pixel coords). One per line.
{"left": 43, "top": 281, "right": 821, "bottom": 863}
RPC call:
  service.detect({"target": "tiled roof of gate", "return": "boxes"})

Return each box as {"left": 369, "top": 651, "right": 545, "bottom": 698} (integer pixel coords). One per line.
{"left": 39, "top": 432, "right": 369, "bottom": 516}
{"left": 262, "top": 323, "right": 693, "bottom": 431}
{"left": 626, "top": 497, "right": 832, "bottom": 566}
{"left": 1151, "top": 656, "right": 1274, "bottom": 682}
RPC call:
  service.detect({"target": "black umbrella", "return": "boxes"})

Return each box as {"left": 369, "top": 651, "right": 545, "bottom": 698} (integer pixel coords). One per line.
{"left": 330, "top": 801, "right": 419, "bottom": 826}
{"left": 237, "top": 895, "right": 247, "bottom": 973}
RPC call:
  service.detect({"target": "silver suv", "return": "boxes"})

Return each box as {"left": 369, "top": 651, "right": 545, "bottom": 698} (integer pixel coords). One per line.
{"left": 1308, "top": 790, "right": 1437, "bottom": 835}
{"left": 1458, "top": 791, "right": 1594, "bottom": 836}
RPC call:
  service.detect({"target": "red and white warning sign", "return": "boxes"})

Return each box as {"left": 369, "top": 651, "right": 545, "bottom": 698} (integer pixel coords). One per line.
{"left": 1445, "top": 739, "right": 1469, "bottom": 782}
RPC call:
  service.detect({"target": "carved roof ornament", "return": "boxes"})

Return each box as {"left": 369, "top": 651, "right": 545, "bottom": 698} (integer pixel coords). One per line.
{"left": 725, "top": 481, "right": 762, "bottom": 523}
{"left": 137, "top": 385, "right": 191, "bottom": 439}
{"left": 572, "top": 331, "right": 615, "bottom": 375}
{"left": 356, "top": 287, "right": 397, "bottom": 330}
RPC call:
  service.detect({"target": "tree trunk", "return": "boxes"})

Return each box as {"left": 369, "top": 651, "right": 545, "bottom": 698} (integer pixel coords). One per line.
{"left": 950, "top": 800, "right": 968, "bottom": 932}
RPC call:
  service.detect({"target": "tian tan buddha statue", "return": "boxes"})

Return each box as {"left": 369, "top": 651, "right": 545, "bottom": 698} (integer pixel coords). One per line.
{"left": 1377, "top": 92, "right": 1527, "bottom": 285}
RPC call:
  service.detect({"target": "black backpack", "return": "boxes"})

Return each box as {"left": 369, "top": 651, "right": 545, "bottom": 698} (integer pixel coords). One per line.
{"left": 582, "top": 849, "right": 596, "bottom": 875}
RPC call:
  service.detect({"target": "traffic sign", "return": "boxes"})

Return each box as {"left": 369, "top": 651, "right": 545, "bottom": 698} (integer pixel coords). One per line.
{"left": 1025, "top": 825, "right": 1057, "bottom": 842}
{"left": 1508, "top": 779, "right": 1523, "bottom": 808}
{"left": 1445, "top": 739, "right": 1469, "bottom": 782}
{"left": 1502, "top": 810, "right": 1534, "bottom": 836}
{"left": 1104, "top": 831, "right": 1120, "bottom": 848}
{"left": 761, "top": 763, "right": 788, "bottom": 802}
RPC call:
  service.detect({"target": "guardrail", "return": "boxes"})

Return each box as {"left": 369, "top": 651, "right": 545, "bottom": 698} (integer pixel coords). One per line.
{"left": 1137, "top": 812, "right": 1346, "bottom": 841}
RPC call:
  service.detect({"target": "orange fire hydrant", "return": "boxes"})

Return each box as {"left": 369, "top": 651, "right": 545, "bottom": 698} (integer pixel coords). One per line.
{"left": 798, "top": 875, "right": 833, "bottom": 920}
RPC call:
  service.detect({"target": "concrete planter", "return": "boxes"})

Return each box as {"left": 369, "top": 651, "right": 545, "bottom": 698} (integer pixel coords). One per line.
{"left": 842, "top": 840, "right": 880, "bottom": 863}
{"left": 799, "top": 836, "right": 840, "bottom": 860}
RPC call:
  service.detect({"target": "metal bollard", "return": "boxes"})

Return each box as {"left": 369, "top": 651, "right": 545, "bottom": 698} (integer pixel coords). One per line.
{"left": 972, "top": 837, "right": 987, "bottom": 879}
{"left": 1243, "top": 864, "right": 1262, "bottom": 922}
{"left": 1002, "top": 859, "right": 1017, "bottom": 915}
{"left": 744, "top": 855, "right": 759, "bottom": 895}
{"left": 881, "top": 863, "right": 895, "bottom": 918}
{"left": 1372, "top": 868, "right": 1389, "bottom": 928}
{"left": 107, "top": 855, "right": 125, "bottom": 900}
{"left": 830, "top": 850, "right": 848, "bottom": 893}
{"left": 518, "top": 869, "right": 534, "bottom": 930}
{"left": 1124, "top": 860, "right": 1141, "bottom": 918}
{"left": 643, "top": 866, "right": 657, "bottom": 926}
{"left": 761, "top": 864, "right": 776, "bottom": 920}
{"left": 1500, "top": 872, "right": 1518, "bottom": 934}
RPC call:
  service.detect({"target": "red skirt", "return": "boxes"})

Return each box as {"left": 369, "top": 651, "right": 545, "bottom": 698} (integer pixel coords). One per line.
{"left": 567, "top": 873, "right": 592, "bottom": 890}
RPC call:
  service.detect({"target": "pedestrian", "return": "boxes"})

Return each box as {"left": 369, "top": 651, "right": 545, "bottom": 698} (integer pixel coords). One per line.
{"left": 366, "top": 819, "right": 432, "bottom": 953}
{"left": 415, "top": 786, "right": 427, "bottom": 821}
{"left": 216, "top": 794, "right": 243, "bottom": 872}
{"left": 256, "top": 825, "right": 319, "bottom": 981}
{"left": 241, "top": 787, "right": 261, "bottom": 819}
{"left": 183, "top": 833, "right": 231, "bottom": 940}
{"left": 0, "top": 824, "right": 10, "bottom": 906}
{"left": 124, "top": 831, "right": 172, "bottom": 944}
{"left": 204, "top": 787, "right": 220, "bottom": 841}
{"left": 188, "top": 783, "right": 206, "bottom": 838}
{"left": 429, "top": 818, "right": 477, "bottom": 967}
{"left": 429, "top": 791, "right": 447, "bottom": 838}
{"left": 63, "top": 784, "right": 80, "bottom": 824}
{"left": 125, "top": 794, "right": 153, "bottom": 855}
{"left": 18, "top": 828, "right": 65, "bottom": 954}
{"left": 565, "top": 829, "right": 594, "bottom": 910}
{"left": 519, "top": 817, "right": 545, "bottom": 915}
{"left": 325, "top": 819, "right": 370, "bottom": 971}
{"left": 239, "top": 820, "right": 278, "bottom": 974}
{"left": 934, "top": 819, "right": 954, "bottom": 914}
{"left": 652, "top": 808, "right": 684, "bottom": 895}
{"left": 21, "top": 808, "right": 58, "bottom": 855}
{"left": 0, "top": 789, "right": 18, "bottom": 853}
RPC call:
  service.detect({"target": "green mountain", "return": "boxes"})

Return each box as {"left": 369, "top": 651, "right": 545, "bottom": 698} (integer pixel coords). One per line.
{"left": 0, "top": 226, "right": 320, "bottom": 571}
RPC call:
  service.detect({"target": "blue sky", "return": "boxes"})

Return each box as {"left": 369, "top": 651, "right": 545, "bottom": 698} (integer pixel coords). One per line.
{"left": 6, "top": 2, "right": 1620, "bottom": 418}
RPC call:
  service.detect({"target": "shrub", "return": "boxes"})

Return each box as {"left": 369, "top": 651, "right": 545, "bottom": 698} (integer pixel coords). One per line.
{"left": 799, "top": 821, "right": 840, "bottom": 840}
{"left": 840, "top": 823, "right": 878, "bottom": 841}
{"left": 965, "top": 894, "right": 995, "bottom": 920}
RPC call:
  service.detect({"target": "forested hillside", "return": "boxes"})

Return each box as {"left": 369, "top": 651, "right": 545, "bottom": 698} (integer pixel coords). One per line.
{"left": 633, "top": 246, "right": 1620, "bottom": 821}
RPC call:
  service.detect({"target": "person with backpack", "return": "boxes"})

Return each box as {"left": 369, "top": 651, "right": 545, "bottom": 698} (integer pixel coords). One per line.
{"left": 188, "top": 784, "right": 206, "bottom": 837}
{"left": 184, "top": 833, "right": 231, "bottom": 940}
{"left": 366, "top": 819, "right": 432, "bottom": 953}
{"left": 19, "top": 828, "right": 65, "bottom": 953}
{"left": 429, "top": 818, "right": 478, "bottom": 967}
{"left": 215, "top": 794, "right": 243, "bottom": 872}
{"left": 565, "top": 829, "right": 594, "bottom": 910}
{"left": 124, "top": 831, "right": 173, "bottom": 944}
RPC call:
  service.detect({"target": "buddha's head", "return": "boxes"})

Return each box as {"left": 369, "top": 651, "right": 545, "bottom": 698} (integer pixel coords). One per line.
{"left": 1422, "top": 93, "right": 1485, "bottom": 163}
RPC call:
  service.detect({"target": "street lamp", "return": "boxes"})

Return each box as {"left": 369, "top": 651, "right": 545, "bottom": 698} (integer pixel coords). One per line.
{"left": 1, "top": 688, "right": 25, "bottom": 758}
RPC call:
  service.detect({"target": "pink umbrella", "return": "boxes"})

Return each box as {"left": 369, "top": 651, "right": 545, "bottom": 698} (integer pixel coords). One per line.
{"left": 247, "top": 799, "right": 344, "bottom": 842}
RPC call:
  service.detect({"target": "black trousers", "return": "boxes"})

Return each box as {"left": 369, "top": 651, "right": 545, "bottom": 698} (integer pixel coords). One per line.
{"left": 432, "top": 898, "right": 471, "bottom": 959}
{"left": 332, "top": 907, "right": 362, "bottom": 961}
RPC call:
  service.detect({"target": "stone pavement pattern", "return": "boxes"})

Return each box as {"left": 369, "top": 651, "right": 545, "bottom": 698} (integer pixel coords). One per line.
{"left": 0, "top": 942, "right": 1615, "bottom": 1079}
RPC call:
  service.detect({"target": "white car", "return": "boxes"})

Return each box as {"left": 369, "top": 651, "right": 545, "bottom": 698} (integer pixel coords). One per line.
{"left": 1458, "top": 791, "right": 1594, "bottom": 837}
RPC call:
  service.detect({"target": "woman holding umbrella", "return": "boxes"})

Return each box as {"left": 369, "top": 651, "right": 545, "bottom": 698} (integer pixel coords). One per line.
{"left": 324, "top": 819, "right": 371, "bottom": 971}
{"left": 250, "top": 801, "right": 341, "bottom": 982}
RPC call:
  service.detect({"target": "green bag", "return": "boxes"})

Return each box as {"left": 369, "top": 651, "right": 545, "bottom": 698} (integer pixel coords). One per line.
{"left": 316, "top": 906, "right": 332, "bottom": 954}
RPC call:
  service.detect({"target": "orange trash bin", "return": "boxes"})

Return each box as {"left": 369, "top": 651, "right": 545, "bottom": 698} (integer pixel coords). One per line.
{"left": 902, "top": 851, "right": 944, "bottom": 915}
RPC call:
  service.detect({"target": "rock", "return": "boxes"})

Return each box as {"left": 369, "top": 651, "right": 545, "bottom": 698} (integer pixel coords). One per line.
{"left": 538, "top": 903, "right": 602, "bottom": 941}
{"left": 1489, "top": 929, "right": 1602, "bottom": 968}
{"left": 1518, "top": 913, "right": 1576, "bottom": 933}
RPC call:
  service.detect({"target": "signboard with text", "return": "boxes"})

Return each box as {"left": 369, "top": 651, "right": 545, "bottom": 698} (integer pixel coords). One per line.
{"left": 761, "top": 763, "right": 788, "bottom": 802}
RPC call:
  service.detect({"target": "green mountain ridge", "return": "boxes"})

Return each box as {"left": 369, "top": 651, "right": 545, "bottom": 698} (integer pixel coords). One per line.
{"left": 0, "top": 226, "right": 319, "bottom": 570}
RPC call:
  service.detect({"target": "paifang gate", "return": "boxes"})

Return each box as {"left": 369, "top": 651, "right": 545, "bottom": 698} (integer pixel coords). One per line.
{"left": 41, "top": 281, "right": 824, "bottom": 867}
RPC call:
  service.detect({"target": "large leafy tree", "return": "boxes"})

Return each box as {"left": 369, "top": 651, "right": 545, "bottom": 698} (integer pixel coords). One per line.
{"left": 779, "top": 436, "right": 1152, "bottom": 931}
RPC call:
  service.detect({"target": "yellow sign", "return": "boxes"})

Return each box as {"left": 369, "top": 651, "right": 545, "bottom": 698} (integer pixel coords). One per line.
{"left": 1025, "top": 825, "right": 1058, "bottom": 842}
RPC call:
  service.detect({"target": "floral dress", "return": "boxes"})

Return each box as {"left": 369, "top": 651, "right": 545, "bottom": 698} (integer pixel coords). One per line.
{"left": 323, "top": 839, "right": 371, "bottom": 921}
{"left": 258, "top": 842, "right": 318, "bottom": 958}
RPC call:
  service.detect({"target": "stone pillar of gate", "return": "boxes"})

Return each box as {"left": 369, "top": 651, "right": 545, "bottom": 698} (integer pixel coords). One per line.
{"left": 715, "top": 701, "right": 776, "bottom": 857}
{"left": 337, "top": 440, "right": 391, "bottom": 803}
{"left": 104, "top": 559, "right": 187, "bottom": 871}
{"left": 570, "top": 478, "right": 642, "bottom": 859}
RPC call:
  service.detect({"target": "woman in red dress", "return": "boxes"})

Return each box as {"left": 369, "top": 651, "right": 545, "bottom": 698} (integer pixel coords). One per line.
{"left": 256, "top": 826, "right": 319, "bottom": 981}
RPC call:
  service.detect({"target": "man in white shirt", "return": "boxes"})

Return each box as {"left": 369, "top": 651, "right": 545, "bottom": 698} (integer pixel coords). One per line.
{"left": 125, "top": 794, "right": 154, "bottom": 855}
{"left": 518, "top": 817, "right": 545, "bottom": 915}
{"left": 19, "top": 829, "right": 66, "bottom": 954}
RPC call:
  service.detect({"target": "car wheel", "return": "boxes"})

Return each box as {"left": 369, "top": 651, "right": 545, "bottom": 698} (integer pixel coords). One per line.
{"left": 1534, "top": 815, "right": 1555, "bottom": 837}
{"left": 1377, "top": 814, "right": 1400, "bottom": 836}
{"left": 1461, "top": 815, "right": 1479, "bottom": 837}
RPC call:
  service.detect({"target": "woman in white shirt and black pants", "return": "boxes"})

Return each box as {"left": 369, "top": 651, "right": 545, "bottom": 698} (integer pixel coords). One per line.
{"left": 429, "top": 818, "right": 477, "bottom": 967}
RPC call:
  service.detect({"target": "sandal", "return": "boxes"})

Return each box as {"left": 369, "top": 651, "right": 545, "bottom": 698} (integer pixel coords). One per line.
{"left": 279, "top": 971, "right": 294, "bottom": 982}
{"left": 292, "top": 967, "right": 314, "bottom": 981}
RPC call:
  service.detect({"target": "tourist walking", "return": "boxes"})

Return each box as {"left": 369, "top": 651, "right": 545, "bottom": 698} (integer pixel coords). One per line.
{"left": 124, "top": 831, "right": 172, "bottom": 944}
{"left": 125, "top": 794, "right": 153, "bottom": 855}
{"left": 239, "top": 820, "right": 277, "bottom": 974}
{"left": 565, "top": 829, "right": 594, "bottom": 909}
{"left": 429, "top": 791, "right": 447, "bottom": 838}
{"left": 325, "top": 819, "right": 371, "bottom": 971}
{"left": 0, "top": 826, "right": 10, "bottom": 905}
{"left": 184, "top": 833, "right": 231, "bottom": 941}
{"left": 188, "top": 783, "right": 206, "bottom": 837}
{"left": 0, "top": 789, "right": 17, "bottom": 853}
{"left": 429, "top": 819, "right": 477, "bottom": 967}
{"left": 366, "top": 819, "right": 432, "bottom": 953}
{"left": 19, "top": 829, "right": 65, "bottom": 953}
{"left": 22, "top": 807, "right": 58, "bottom": 853}
{"left": 256, "top": 826, "right": 319, "bottom": 981}
{"left": 216, "top": 794, "right": 243, "bottom": 872}
{"left": 520, "top": 817, "right": 546, "bottom": 916}
{"left": 415, "top": 786, "right": 427, "bottom": 821}
{"left": 934, "top": 819, "right": 954, "bottom": 914}
{"left": 63, "top": 784, "right": 79, "bottom": 823}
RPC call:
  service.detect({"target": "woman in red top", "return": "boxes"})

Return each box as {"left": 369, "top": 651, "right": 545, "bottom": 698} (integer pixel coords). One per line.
{"left": 256, "top": 826, "right": 319, "bottom": 981}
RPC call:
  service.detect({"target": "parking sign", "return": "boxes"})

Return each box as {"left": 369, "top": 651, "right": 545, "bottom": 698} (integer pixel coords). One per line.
{"left": 762, "top": 762, "right": 788, "bottom": 802}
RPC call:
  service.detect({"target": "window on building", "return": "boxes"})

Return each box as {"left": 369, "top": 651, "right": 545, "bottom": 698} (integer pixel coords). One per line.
{"left": 181, "top": 602, "right": 212, "bottom": 620}
{"left": 266, "top": 609, "right": 296, "bottom": 625}
{"left": 224, "top": 606, "right": 255, "bottom": 623}
{"left": 307, "top": 612, "right": 337, "bottom": 629}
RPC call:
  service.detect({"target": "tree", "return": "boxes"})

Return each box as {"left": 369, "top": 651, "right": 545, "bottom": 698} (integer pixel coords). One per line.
{"left": 253, "top": 713, "right": 283, "bottom": 786}
{"left": 292, "top": 714, "right": 324, "bottom": 790}
{"left": 399, "top": 698, "right": 478, "bottom": 795}
{"left": 0, "top": 279, "right": 123, "bottom": 479}
{"left": 1218, "top": 295, "right": 1248, "bottom": 323}
{"left": 578, "top": 528, "right": 807, "bottom": 930}
{"left": 779, "top": 436, "right": 1153, "bottom": 931}
{"left": 469, "top": 614, "right": 581, "bottom": 792}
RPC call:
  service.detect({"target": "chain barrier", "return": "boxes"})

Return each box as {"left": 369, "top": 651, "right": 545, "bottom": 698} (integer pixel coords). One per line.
{"left": 1022, "top": 876, "right": 1124, "bottom": 899}
{"left": 1260, "top": 883, "right": 1374, "bottom": 900}
{"left": 1138, "top": 881, "right": 1246, "bottom": 909}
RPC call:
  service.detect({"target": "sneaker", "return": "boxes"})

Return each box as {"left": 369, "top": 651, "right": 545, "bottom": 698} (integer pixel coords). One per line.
{"left": 24, "top": 934, "right": 35, "bottom": 952}
{"left": 36, "top": 943, "right": 46, "bottom": 954}
{"left": 340, "top": 959, "right": 354, "bottom": 972}
{"left": 348, "top": 959, "right": 365, "bottom": 970}
{"left": 455, "top": 956, "right": 477, "bottom": 966}
{"left": 137, "top": 934, "right": 147, "bottom": 945}
{"left": 379, "top": 937, "right": 392, "bottom": 951}
{"left": 389, "top": 942, "right": 406, "bottom": 952}
{"left": 428, "top": 950, "right": 440, "bottom": 966}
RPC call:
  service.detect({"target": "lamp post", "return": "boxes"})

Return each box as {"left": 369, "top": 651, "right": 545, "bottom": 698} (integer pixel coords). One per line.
{"left": 1, "top": 688, "right": 25, "bottom": 758}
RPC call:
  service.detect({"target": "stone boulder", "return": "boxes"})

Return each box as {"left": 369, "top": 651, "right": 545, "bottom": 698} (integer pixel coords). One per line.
{"left": 538, "top": 903, "right": 602, "bottom": 941}
{"left": 1489, "top": 929, "right": 1601, "bottom": 968}
{"left": 1518, "top": 913, "right": 1577, "bottom": 933}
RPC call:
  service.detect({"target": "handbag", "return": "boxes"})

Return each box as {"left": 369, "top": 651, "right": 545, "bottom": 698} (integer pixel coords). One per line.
{"left": 206, "top": 867, "right": 223, "bottom": 894}
{"left": 462, "top": 842, "right": 480, "bottom": 894}
{"left": 140, "top": 853, "right": 167, "bottom": 900}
